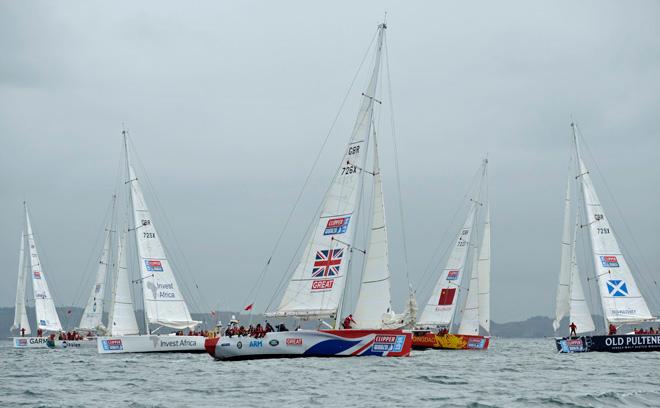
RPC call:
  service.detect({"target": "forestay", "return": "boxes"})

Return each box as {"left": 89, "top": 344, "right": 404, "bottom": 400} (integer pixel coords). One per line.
{"left": 25, "top": 205, "right": 62, "bottom": 332}
{"left": 127, "top": 163, "right": 199, "bottom": 330}
{"left": 418, "top": 204, "right": 477, "bottom": 327}
{"left": 12, "top": 232, "right": 31, "bottom": 335}
{"left": 78, "top": 229, "right": 111, "bottom": 331}
{"left": 575, "top": 131, "right": 653, "bottom": 323}
{"left": 108, "top": 231, "right": 139, "bottom": 336}
{"left": 272, "top": 24, "right": 385, "bottom": 319}
{"left": 353, "top": 133, "right": 394, "bottom": 329}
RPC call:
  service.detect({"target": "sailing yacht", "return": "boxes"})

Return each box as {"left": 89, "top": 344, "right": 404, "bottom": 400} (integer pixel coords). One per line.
{"left": 412, "top": 160, "right": 491, "bottom": 350}
{"left": 555, "top": 123, "right": 659, "bottom": 353}
{"left": 96, "top": 131, "right": 205, "bottom": 353}
{"left": 12, "top": 203, "right": 64, "bottom": 349}
{"left": 46, "top": 199, "right": 116, "bottom": 349}
{"left": 205, "top": 22, "right": 412, "bottom": 360}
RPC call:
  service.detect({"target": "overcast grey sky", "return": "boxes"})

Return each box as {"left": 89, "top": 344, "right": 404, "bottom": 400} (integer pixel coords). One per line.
{"left": 1, "top": 1, "right": 659, "bottom": 323}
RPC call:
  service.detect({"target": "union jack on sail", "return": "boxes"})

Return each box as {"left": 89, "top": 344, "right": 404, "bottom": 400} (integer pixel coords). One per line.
{"left": 312, "top": 249, "right": 344, "bottom": 277}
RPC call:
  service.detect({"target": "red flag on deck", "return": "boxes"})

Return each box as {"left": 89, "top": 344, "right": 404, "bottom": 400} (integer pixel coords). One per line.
{"left": 244, "top": 303, "right": 254, "bottom": 311}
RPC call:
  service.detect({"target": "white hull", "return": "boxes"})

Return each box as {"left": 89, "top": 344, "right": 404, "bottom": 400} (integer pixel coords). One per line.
{"left": 97, "top": 335, "right": 206, "bottom": 354}
{"left": 47, "top": 339, "right": 96, "bottom": 349}
{"left": 12, "top": 337, "right": 49, "bottom": 349}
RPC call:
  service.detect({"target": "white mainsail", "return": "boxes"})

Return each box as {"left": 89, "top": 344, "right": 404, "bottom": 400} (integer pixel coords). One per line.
{"left": 108, "top": 231, "right": 139, "bottom": 336}
{"left": 12, "top": 232, "right": 31, "bottom": 334}
{"left": 418, "top": 203, "right": 477, "bottom": 328}
{"left": 458, "top": 241, "right": 480, "bottom": 335}
{"left": 574, "top": 127, "right": 653, "bottom": 324}
{"left": 25, "top": 204, "right": 62, "bottom": 332}
{"left": 477, "top": 206, "right": 491, "bottom": 333}
{"left": 568, "top": 212, "right": 595, "bottom": 333}
{"left": 272, "top": 24, "right": 386, "bottom": 321}
{"left": 352, "top": 133, "right": 395, "bottom": 329}
{"left": 78, "top": 228, "right": 111, "bottom": 331}
{"left": 126, "top": 162, "right": 199, "bottom": 330}
{"left": 553, "top": 175, "right": 573, "bottom": 331}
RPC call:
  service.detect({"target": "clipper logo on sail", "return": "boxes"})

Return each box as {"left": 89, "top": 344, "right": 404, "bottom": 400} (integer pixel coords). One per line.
{"left": 600, "top": 256, "right": 619, "bottom": 268}
{"left": 324, "top": 216, "right": 350, "bottom": 235}
{"left": 446, "top": 270, "right": 459, "bottom": 281}
{"left": 33, "top": 271, "right": 41, "bottom": 279}
{"left": 145, "top": 260, "right": 164, "bottom": 272}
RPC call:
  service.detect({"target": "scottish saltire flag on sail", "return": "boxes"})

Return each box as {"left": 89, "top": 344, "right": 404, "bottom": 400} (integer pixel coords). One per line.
{"left": 312, "top": 249, "right": 344, "bottom": 277}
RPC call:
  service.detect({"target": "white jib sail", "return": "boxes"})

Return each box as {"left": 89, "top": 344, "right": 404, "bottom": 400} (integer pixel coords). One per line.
{"left": 477, "top": 205, "right": 491, "bottom": 333}
{"left": 418, "top": 203, "right": 477, "bottom": 328}
{"left": 108, "top": 231, "right": 139, "bottom": 336}
{"left": 569, "top": 212, "right": 595, "bottom": 334}
{"left": 12, "top": 232, "right": 31, "bottom": 334}
{"left": 273, "top": 24, "right": 386, "bottom": 319}
{"left": 352, "top": 133, "right": 394, "bottom": 329}
{"left": 458, "top": 241, "right": 480, "bottom": 335}
{"left": 553, "top": 175, "right": 573, "bottom": 332}
{"left": 127, "top": 163, "right": 199, "bottom": 330}
{"left": 78, "top": 228, "right": 111, "bottom": 331}
{"left": 575, "top": 130, "right": 653, "bottom": 323}
{"left": 25, "top": 205, "right": 62, "bottom": 332}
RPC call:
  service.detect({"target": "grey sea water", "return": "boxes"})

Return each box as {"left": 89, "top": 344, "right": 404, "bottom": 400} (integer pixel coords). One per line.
{"left": 1, "top": 338, "right": 659, "bottom": 407}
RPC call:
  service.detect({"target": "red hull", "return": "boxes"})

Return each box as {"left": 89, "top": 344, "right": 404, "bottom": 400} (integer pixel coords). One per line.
{"left": 412, "top": 333, "right": 489, "bottom": 350}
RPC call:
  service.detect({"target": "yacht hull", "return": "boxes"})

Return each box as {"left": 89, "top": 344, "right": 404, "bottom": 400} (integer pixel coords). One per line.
{"left": 12, "top": 337, "right": 49, "bottom": 349}
{"left": 411, "top": 333, "right": 490, "bottom": 350}
{"left": 96, "top": 335, "right": 206, "bottom": 354}
{"left": 205, "top": 329, "right": 412, "bottom": 361}
{"left": 556, "top": 334, "right": 660, "bottom": 353}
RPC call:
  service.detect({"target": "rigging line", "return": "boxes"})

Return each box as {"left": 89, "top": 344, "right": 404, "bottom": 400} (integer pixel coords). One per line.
{"left": 417, "top": 165, "right": 483, "bottom": 295}
{"left": 249, "top": 28, "right": 380, "bottom": 313}
{"left": 384, "top": 31, "right": 411, "bottom": 286}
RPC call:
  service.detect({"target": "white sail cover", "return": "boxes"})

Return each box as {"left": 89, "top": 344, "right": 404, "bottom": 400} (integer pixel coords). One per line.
{"left": 568, "top": 213, "right": 595, "bottom": 333}
{"left": 477, "top": 206, "right": 491, "bottom": 333}
{"left": 12, "top": 232, "right": 31, "bottom": 334}
{"left": 78, "top": 229, "right": 111, "bottom": 331}
{"left": 575, "top": 132, "right": 653, "bottom": 323}
{"left": 127, "top": 164, "right": 199, "bottom": 329}
{"left": 108, "top": 231, "right": 139, "bottom": 336}
{"left": 418, "top": 204, "right": 477, "bottom": 327}
{"left": 553, "top": 177, "right": 573, "bottom": 331}
{"left": 272, "top": 25, "right": 385, "bottom": 319}
{"left": 25, "top": 206, "right": 62, "bottom": 332}
{"left": 352, "top": 134, "right": 394, "bottom": 329}
{"left": 458, "top": 243, "right": 480, "bottom": 335}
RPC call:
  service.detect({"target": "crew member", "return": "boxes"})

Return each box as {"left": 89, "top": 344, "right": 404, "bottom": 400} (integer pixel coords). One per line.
{"left": 569, "top": 322, "right": 577, "bottom": 337}
{"left": 20, "top": 327, "right": 25, "bottom": 337}
{"left": 608, "top": 323, "right": 617, "bottom": 335}
{"left": 342, "top": 314, "right": 356, "bottom": 329}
